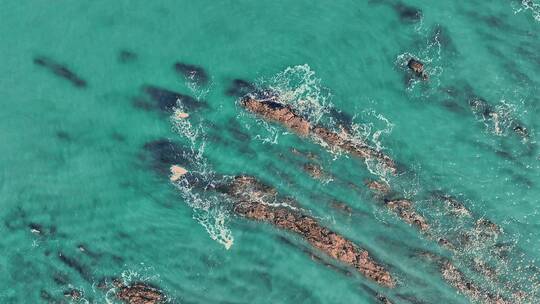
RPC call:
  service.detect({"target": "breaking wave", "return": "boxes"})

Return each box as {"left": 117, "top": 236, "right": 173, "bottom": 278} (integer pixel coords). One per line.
{"left": 246, "top": 64, "right": 395, "bottom": 179}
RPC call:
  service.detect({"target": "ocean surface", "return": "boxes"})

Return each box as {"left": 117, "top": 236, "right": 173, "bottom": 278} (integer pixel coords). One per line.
{"left": 1, "top": 1, "right": 539, "bottom": 303}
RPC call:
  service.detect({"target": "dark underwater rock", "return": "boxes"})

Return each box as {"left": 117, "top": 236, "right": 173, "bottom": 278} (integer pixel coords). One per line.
{"left": 53, "top": 272, "right": 70, "bottom": 286}
{"left": 394, "top": 3, "right": 422, "bottom": 23}
{"left": 142, "top": 139, "right": 190, "bottom": 174}
{"left": 40, "top": 290, "right": 58, "bottom": 303}
{"left": 56, "top": 131, "right": 71, "bottom": 141}
{"left": 174, "top": 62, "right": 208, "bottom": 85}
{"left": 33, "top": 56, "right": 87, "bottom": 88}
{"left": 58, "top": 252, "right": 91, "bottom": 281}
{"left": 143, "top": 85, "right": 206, "bottom": 112}
{"left": 118, "top": 50, "right": 138, "bottom": 63}
{"left": 225, "top": 79, "right": 257, "bottom": 97}
{"left": 365, "top": 180, "right": 391, "bottom": 195}
{"left": 224, "top": 175, "right": 396, "bottom": 287}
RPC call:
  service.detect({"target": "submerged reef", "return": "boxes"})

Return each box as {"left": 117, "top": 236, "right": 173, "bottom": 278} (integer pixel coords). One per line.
{"left": 33, "top": 56, "right": 87, "bottom": 88}
{"left": 174, "top": 62, "right": 209, "bottom": 86}
{"left": 142, "top": 85, "right": 206, "bottom": 112}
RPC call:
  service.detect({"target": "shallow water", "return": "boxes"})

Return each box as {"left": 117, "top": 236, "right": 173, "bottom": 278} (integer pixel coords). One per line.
{"left": 0, "top": 0, "right": 539, "bottom": 303}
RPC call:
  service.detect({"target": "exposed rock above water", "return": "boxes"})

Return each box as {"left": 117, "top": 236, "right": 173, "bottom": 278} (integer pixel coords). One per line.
{"left": 98, "top": 279, "right": 166, "bottom": 304}
{"left": 441, "top": 262, "right": 510, "bottom": 304}
{"left": 365, "top": 180, "right": 391, "bottom": 195}
{"left": 242, "top": 96, "right": 311, "bottom": 136}
{"left": 240, "top": 96, "right": 397, "bottom": 174}
{"left": 224, "top": 176, "right": 395, "bottom": 287}
{"left": 114, "top": 281, "right": 165, "bottom": 304}
{"left": 407, "top": 58, "right": 428, "bottom": 80}
{"left": 384, "top": 199, "right": 430, "bottom": 232}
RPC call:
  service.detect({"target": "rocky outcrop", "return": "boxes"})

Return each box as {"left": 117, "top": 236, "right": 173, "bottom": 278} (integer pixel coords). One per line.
{"left": 365, "top": 180, "right": 391, "bottom": 195}
{"left": 384, "top": 199, "right": 430, "bottom": 232}
{"left": 242, "top": 97, "right": 311, "bottom": 136}
{"left": 407, "top": 58, "right": 428, "bottom": 80}
{"left": 112, "top": 280, "right": 165, "bottom": 304}
{"left": 225, "top": 176, "right": 395, "bottom": 288}
{"left": 240, "top": 97, "right": 397, "bottom": 174}
{"left": 416, "top": 253, "right": 515, "bottom": 304}
{"left": 303, "top": 163, "right": 325, "bottom": 179}
{"left": 441, "top": 262, "right": 510, "bottom": 304}
{"left": 363, "top": 181, "right": 430, "bottom": 233}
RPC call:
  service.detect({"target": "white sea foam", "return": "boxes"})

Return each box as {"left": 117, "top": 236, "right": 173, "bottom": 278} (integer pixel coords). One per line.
{"left": 185, "top": 77, "right": 211, "bottom": 100}
{"left": 103, "top": 266, "right": 163, "bottom": 304}
{"left": 170, "top": 103, "right": 234, "bottom": 250}
{"left": 513, "top": 0, "right": 540, "bottom": 22}
{"left": 238, "top": 64, "right": 333, "bottom": 144}
{"left": 474, "top": 99, "right": 517, "bottom": 137}
{"left": 261, "top": 64, "right": 332, "bottom": 125}
{"left": 249, "top": 64, "right": 395, "bottom": 180}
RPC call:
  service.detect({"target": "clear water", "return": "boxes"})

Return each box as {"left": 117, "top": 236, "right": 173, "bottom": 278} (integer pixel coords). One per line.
{"left": 0, "top": 0, "right": 539, "bottom": 303}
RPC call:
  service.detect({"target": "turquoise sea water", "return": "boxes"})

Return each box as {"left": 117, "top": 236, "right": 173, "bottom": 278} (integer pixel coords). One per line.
{"left": 1, "top": 1, "right": 539, "bottom": 303}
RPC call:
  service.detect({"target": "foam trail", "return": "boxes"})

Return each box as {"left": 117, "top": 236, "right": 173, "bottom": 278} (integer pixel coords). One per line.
{"left": 170, "top": 103, "right": 234, "bottom": 249}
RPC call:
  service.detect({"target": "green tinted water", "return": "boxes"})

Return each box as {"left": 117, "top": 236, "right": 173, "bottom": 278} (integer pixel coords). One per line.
{"left": 0, "top": 0, "right": 539, "bottom": 303}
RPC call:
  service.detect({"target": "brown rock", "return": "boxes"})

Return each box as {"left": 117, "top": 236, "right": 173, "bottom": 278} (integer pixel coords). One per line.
{"left": 96, "top": 279, "right": 165, "bottom": 304}
{"left": 365, "top": 180, "right": 391, "bottom": 195}
{"left": 169, "top": 165, "right": 188, "bottom": 182}
{"left": 241, "top": 97, "right": 311, "bottom": 136}
{"left": 226, "top": 176, "right": 395, "bottom": 288}
{"left": 441, "top": 262, "right": 509, "bottom": 304}
{"left": 476, "top": 218, "right": 501, "bottom": 236}
{"left": 407, "top": 58, "right": 429, "bottom": 80}
{"left": 114, "top": 281, "right": 165, "bottom": 304}
{"left": 241, "top": 97, "right": 397, "bottom": 174}
{"left": 303, "top": 163, "right": 325, "bottom": 179}
{"left": 441, "top": 196, "right": 471, "bottom": 217}
{"left": 384, "top": 199, "right": 430, "bottom": 232}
